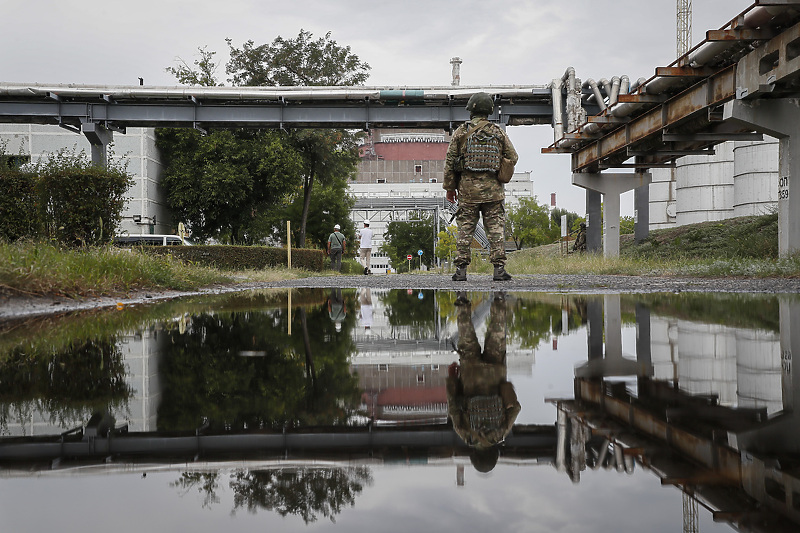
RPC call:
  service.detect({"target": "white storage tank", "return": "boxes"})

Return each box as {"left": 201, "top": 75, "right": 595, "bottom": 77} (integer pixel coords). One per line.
{"left": 736, "top": 327, "right": 782, "bottom": 415}
{"left": 733, "top": 137, "right": 779, "bottom": 217}
{"left": 675, "top": 141, "right": 735, "bottom": 225}
{"left": 677, "top": 320, "right": 738, "bottom": 406}
{"left": 648, "top": 167, "right": 677, "bottom": 230}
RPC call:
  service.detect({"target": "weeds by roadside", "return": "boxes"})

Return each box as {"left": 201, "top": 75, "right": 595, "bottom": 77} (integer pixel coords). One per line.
{"left": 0, "top": 241, "right": 229, "bottom": 298}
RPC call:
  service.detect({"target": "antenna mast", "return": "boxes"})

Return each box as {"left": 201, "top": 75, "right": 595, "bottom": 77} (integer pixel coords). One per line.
{"left": 677, "top": 0, "right": 693, "bottom": 57}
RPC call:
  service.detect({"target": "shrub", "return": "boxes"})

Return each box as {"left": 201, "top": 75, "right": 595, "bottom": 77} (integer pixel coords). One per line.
{"left": 145, "top": 245, "right": 325, "bottom": 271}
{"left": 0, "top": 148, "right": 133, "bottom": 246}
{"left": 0, "top": 170, "right": 41, "bottom": 241}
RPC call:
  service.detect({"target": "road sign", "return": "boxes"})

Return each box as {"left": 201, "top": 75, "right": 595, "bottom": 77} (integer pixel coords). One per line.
{"left": 417, "top": 249, "right": 423, "bottom": 256}
{"left": 407, "top": 254, "right": 413, "bottom": 260}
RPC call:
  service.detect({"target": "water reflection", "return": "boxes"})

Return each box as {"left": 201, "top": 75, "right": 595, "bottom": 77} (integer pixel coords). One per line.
{"left": 447, "top": 291, "right": 519, "bottom": 472}
{"left": 1, "top": 290, "right": 799, "bottom": 531}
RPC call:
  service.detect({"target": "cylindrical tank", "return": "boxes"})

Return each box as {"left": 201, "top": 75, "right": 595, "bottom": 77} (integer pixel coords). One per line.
{"left": 736, "top": 328, "right": 782, "bottom": 415}
{"left": 650, "top": 317, "right": 678, "bottom": 381}
{"left": 647, "top": 167, "right": 677, "bottom": 230}
{"left": 675, "top": 141, "right": 735, "bottom": 225}
{"left": 733, "top": 137, "right": 779, "bottom": 217}
{"left": 677, "top": 320, "right": 737, "bottom": 406}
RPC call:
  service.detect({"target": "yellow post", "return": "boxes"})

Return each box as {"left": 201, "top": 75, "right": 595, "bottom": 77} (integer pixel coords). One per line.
{"left": 287, "top": 220, "right": 292, "bottom": 269}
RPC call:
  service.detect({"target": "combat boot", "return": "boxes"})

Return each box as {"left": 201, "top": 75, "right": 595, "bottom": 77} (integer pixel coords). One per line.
{"left": 493, "top": 265, "right": 512, "bottom": 281}
{"left": 452, "top": 266, "right": 467, "bottom": 281}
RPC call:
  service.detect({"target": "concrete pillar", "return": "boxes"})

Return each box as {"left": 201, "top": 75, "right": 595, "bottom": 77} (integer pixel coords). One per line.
{"left": 573, "top": 172, "right": 652, "bottom": 257}
{"left": 724, "top": 99, "right": 800, "bottom": 257}
{"left": 635, "top": 303, "right": 652, "bottom": 370}
{"left": 736, "top": 297, "right": 800, "bottom": 454}
{"left": 80, "top": 122, "right": 113, "bottom": 167}
{"left": 604, "top": 294, "right": 622, "bottom": 363}
{"left": 587, "top": 297, "right": 604, "bottom": 363}
{"left": 779, "top": 298, "right": 799, "bottom": 413}
{"left": 576, "top": 295, "right": 652, "bottom": 378}
{"left": 634, "top": 176, "right": 650, "bottom": 243}
{"left": 586, "top": 189, "right": 602, "bottom": 253}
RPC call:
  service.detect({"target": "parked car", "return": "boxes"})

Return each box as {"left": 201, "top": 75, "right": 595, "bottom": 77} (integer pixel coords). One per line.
{"left": 112, "top": 234, "right": 193, "bottom": 246}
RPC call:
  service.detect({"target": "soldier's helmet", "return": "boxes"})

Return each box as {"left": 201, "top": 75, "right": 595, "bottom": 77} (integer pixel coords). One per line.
{"left": 466, "top": 92, "right": 494, "bottom": 115}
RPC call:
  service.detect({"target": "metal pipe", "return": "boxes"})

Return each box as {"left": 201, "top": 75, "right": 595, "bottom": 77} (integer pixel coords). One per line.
{"left": 619, "top": 75, "right": 630, "bottom": 96}
{"left": 608, "top": 76, "right": 621, "bottom": 106}
{"left": 555, "top": 5, "right": 795, "bottom": 149}
{"left": 584, "top": 79, "right": 606, "bottom": 111}
{"left": 0, "top": 83, "right": 550, "bottom": 101}
{"left": 688, "top": 6, "right": 786, "bottom": 68}
{"left": 551, "top": 78, "right": 564, "bottom": 141}
{"left": 629, "top": 77, "right": 647, "bottom": 93}
{"left": 599, "top": 78, "right": 612, "bottom": 98}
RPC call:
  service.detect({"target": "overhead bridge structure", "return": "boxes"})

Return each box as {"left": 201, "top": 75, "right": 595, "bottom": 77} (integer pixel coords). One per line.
{"left": 542, "top": 1, "right": 800, "bottom": 257}
{"left": 0, "top": 83, "right": 554, "bottom": 149}
{"left": 4, "top": 2, "right": 800, "bottom": 255}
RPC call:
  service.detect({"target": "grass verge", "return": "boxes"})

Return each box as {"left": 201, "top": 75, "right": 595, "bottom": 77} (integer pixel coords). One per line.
{"left": 0, "top": 241, "right": 231, "bottom": 298}
{"left": 2, "top": 214, "right": 798, "bottom": 299}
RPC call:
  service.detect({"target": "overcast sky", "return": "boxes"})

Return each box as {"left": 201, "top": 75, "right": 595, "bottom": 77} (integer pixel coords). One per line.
{"left": 2, "top": 0, "right": 754, "bottom": 215}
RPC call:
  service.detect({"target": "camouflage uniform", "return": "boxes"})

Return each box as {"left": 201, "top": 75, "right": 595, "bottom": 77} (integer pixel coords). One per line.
{"left": 447, "top": 294, "right": 520, "bottom": 452}
{"left": 443, "top": 117, "right": 518, "bottom": 268}
{"left": 573, "top": 224, "right": 587, "bottom": 252}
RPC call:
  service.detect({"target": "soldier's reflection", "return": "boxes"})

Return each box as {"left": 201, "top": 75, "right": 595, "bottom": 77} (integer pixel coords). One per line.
{"left": 447, "top": 291, "right": 521, "bottom": 473}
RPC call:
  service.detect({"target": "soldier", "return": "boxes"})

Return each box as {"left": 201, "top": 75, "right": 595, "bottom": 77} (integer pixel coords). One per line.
{"left": 447, "top": 291, "right": 520, "bottom": 472}
{"left": 573, "top": 222, "right": 587, "bottom": 252}
{"left": 444, "top": 92, "right": 519, "bottom": 282}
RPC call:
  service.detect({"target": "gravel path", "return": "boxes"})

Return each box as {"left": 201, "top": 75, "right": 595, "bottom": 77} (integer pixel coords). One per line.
{"left": 2, "top": 273, "right": 798, "bottom": 320}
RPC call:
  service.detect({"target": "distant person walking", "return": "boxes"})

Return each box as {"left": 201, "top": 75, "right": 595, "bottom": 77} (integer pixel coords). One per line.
{"left": 358, "top": 220, "right": 374, "bottom": 275}
{"left": 327, "top": 224, "right": 346, "bottom": 272}
{"left": 444, "top": 92, "right": 518, "bottom": 282}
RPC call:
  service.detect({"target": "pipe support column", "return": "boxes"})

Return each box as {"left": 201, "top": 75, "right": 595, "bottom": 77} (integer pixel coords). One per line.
{"left": 573, "top": 172, "right": 652, "bottom": 257}
{"left": 724, "top": 99, "right": 800, "bottom": 257}
{"left": 81, "top": 122, "right": 113, "bottom": 167}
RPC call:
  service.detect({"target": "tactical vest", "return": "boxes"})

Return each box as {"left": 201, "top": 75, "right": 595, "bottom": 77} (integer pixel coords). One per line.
{"left": 462, "top": 123, "right": 502, "bottom": 173}
{"left": 466, "top": 395, "right": 503, "bottom": 432}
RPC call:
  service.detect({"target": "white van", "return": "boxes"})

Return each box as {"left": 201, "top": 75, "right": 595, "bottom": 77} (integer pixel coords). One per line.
{"left": 113, "top": 234, "right": 193, "bottom": 246}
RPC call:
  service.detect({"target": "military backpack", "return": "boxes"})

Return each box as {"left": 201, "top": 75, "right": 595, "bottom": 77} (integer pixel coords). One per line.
{"left": 461, "top": 120, "right": 503, "bottom": 173}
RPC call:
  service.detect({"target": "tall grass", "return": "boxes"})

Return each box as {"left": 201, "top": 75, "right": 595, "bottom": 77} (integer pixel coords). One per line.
{"left": 0, "top": 241, "right": 230, "bottom": 297}
{"left": 504, "top": 248, "right": 800, "bottom": 278}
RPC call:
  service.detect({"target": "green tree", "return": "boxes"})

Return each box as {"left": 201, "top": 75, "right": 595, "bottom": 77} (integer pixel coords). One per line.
{"left": 155, "top": 128, "right": 303, "bottom": 243}
{"left": 165, "top": 46, "right": 221, "bottom": 87}
{"left": 506, "top": 197, "right": 558, "bottom": 249}
{"left": 260, "top": 172, "right": 356, "bottom": 251}
{"left": 620, "top": 215, "right": 635, "bottom": 235}
{"left": 381, "top": 214, "right": 436, "bottom": 272}
{"left": 230, "top": 467, "right": 373, "bottom": 523}
{"left": 225, "top": 31, "right": 370, "bottom": 247}
{"left": 550, "top": 207, "right": 580, "bottom": 236}
{"left": 435, "top": 224, "right": 457, "bottom": 265}
{"left": 156, "top": 304, "right": 361, "bottom": 432}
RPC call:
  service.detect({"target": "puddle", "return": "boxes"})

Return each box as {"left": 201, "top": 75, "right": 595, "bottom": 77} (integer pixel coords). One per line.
{"left": 0, "top": 289, "right": 797, "bottom": 532}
